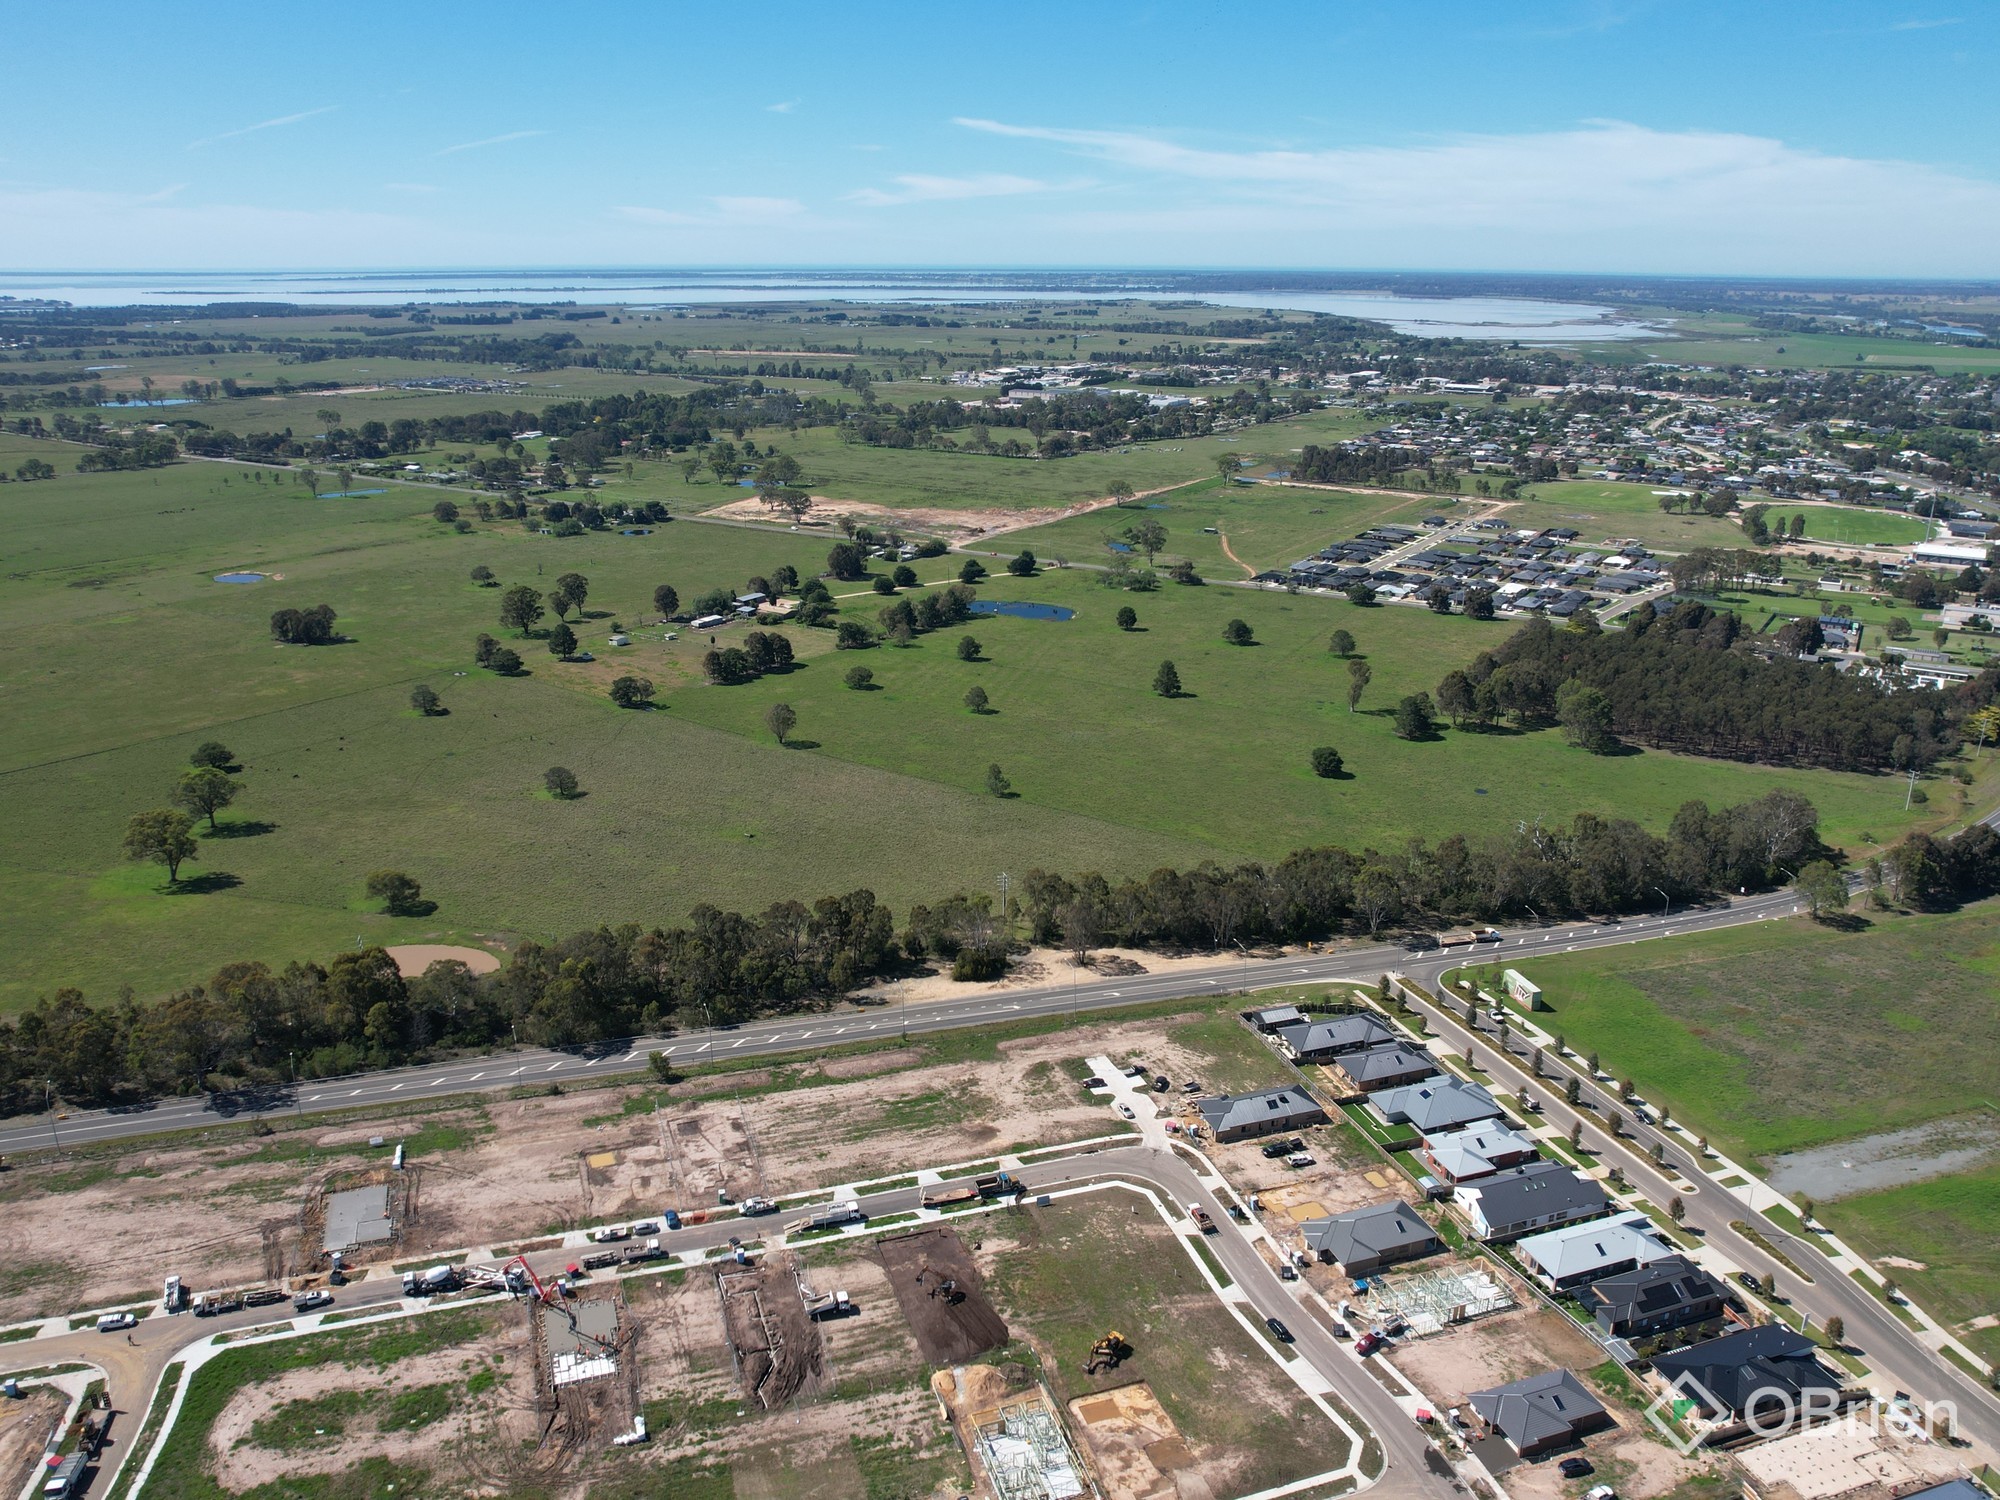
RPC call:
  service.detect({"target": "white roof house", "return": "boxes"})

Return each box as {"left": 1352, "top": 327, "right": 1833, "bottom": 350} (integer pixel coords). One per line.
{"left": 1516, "top": 1211, "right": 1674, "bottom": 1290}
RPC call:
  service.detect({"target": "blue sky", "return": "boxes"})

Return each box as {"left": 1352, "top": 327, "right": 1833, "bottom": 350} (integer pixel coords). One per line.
{"left": 2, "top": 0, "right": 1994, "bottom": 276}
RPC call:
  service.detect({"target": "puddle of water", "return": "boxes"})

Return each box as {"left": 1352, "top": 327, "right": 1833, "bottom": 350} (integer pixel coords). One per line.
{"left": 968, "top": 600, "right": 1075, "bottom": 622}
{"left": 214, "top": 571, "right": 266, "bottom": 584}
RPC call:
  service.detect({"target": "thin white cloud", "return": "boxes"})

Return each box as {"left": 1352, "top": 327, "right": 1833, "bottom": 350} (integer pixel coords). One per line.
{"left": 433, "top": 130, "right": 546, "bottom": 157}
{"left": 847, "top": 172, "right": 1075, "bottom": 207}
{"left": 766, "top": 100, "right": 799, "bottom": 114}
{"left": 615, "top": 195, "right": 807, "bottom": 228}
{"left": 1891, "top": 16, "right": 1961, "bottom": 28}
{"left": 187, "top": 105, "right": 337, "bottom": 150}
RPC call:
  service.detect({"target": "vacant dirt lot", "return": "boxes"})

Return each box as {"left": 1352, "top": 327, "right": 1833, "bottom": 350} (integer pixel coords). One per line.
{"left": 0, "top": 1007, "right": 1219, "bottom": 1326}
{"left": 877, "top": 1228, "right": 1009, "bottom": 1365}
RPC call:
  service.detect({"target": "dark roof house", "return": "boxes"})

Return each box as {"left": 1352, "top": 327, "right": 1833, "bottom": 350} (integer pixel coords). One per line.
{"left": 1372, "top": 1078, "right": 1504, "bottom": 1134}
{"left": 1468, "top": 1369, "right": 1611, "bottom": 1456}
{"left": 1328, "top": 1042, "right": 1439, "bottom": 1095}
{"left": 1301, "top": 1199, "right": 1444, "bottom": 1275}
{"left": 1649, "top": 1326, "right": 1840, "bottom": 1422}
{"left": 1274, "top": 1014, "right": 1396, "bottom": 1061}
{"left": 1585, "top": 1255, "right": 1728, "bottom": 1339}
{"left": 1197, "top": 1086, "right": 1327, "bottom": 1142}
{"left": 1456, "top": 1162, "right": 1610, "bottom": 1243}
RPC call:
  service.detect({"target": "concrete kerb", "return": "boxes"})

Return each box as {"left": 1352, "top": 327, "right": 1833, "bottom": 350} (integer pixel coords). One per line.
{"left": 1427, "top": 966, "right": 1998, "bottom": 1380}
{"left": 12, "top": 1366, "right": 98, "bottom": 1500}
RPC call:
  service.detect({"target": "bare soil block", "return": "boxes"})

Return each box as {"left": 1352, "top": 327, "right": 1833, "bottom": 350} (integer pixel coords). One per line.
{"left": 1069, "top": 1380, "right": 1197, "bottom": 1500}
{"left": 877, "top": 1227, "right": 1010, "bottom": 1365}
{"left": 717, "top": 1250, "right": 825, "bottom": 1409}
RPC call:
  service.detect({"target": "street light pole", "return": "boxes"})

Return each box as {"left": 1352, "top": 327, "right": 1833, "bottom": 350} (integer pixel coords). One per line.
{"left": 1654, "top": 886, "right": 1670, "bottom": 919}
{"left": 44, "top": 1080, "right": 58, "bottom": 1151}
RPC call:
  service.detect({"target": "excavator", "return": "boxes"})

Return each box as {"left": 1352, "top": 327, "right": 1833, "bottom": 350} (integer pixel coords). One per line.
{"left": 1082, "top": 1330, "right": 1133, "bottom": 1375}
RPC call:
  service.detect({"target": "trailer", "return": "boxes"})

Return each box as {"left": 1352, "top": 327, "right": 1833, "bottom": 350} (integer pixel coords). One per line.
{"left": 920, "top": 1184, "right": 980, "bottom": 1210}
{"left": 786, "top": 1200, "right": 865, "bottom": 1234}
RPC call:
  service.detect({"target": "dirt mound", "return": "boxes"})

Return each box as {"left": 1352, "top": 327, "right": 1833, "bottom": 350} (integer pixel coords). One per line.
{"left": 384, "top": 944, "right": 501, "bottom": 978}
{"left": 877, "top": 1228, "right": 1009, "bottom": 1365}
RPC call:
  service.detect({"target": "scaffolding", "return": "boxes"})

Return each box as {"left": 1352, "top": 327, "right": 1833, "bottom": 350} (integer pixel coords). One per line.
{"left": 972, "top": 1388, "right": 1092, "bottom": 1500}
{"left": 1360, "top": 1265, "right": 1512, "bottom": 1337}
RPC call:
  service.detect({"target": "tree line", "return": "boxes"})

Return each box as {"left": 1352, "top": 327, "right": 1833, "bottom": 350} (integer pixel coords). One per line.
{"left": 14, "top": 788, "right": 2000, "bottom": 1110}
{"left": 1449, "top": 604, "right": 1993, "bottom": 771}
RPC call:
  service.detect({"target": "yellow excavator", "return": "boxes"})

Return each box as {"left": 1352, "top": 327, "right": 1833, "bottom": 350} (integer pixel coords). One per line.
{"left": 1082, "top": 1330, "right": 1133, "bottom": 1374}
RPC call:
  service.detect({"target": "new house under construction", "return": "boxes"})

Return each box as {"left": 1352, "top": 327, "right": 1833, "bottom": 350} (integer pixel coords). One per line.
{"left": 716, "top": 1249, "right": 826, "bottom": 1409}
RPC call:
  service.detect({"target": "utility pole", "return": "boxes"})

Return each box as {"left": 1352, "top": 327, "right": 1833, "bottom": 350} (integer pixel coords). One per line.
{"left": 44, "top": 1080, "right": 58, "bottom": 1151}
{"left": 997, "top": 872, "right": 1011, "bottom": 935}
{"left": 1904, "top": 765, "right": 1920, "bottom": 810}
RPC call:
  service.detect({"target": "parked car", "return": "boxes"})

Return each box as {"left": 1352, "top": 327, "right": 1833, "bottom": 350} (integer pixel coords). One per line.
{"left": 1260, "top": 1138, "right": 1303, "bottom": 1160}
{"left": 1278, "top": 1264, "right": 1298, "bottom": 1282}
{"left": 1265, "top": 1316, "right": 1294, "bottom": 1343}
{"left": 1355, "top": 1331, "right": 1384, "bottom": 1356}
{"left": 1736, "top": 1271, "right": 1762, "bottom": 1293}
{"left": 1559, "top": 1458, "right": 1595, "bottom": 1479}
{"left": 292, "top": 1291, "right": 333, "bottom": 1312}
{"left": 1081, "top": 1076, "right": 1106, "bottom": 1089}
{"left": 1117, "top": 1103, "right": 1136, "bottom": 1119}
{"left": 96, "top": 1312, "right": 137, "bottom": 1333}
{"left": 1151, "top": 1075, "right": 1170, "bottom": 1092}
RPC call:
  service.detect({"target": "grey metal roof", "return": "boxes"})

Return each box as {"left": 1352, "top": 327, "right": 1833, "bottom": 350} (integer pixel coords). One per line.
{"left": 1372, "top": 1078, "right": 1503, "bottom": 1132}
{"left": 1469, "top": 1369, "right": 1606, "bottom": 1450}
{"left": 1461, "top": 1162, "right": 1608, "bottom": 1229}
{"left": 1275, "top": 1014, "right": 1395, "bottom": 1056}
{"left": 1197, "top": 1086, "right": 1323, "bottom": 1135}
{"left": 1302, "top": 1199, "right": 1441, "bottom": 1266}
{"left": 1337, "top": 1043, "right": 1439, "bottom": 1087}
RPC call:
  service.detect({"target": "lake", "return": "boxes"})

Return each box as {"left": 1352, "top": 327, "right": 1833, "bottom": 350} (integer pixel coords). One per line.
{"left": 0, "top": 269, "right": 1661, "bottom": 341}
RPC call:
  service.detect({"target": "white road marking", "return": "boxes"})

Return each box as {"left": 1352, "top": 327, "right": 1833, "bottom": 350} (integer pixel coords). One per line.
{"left": 468, "top": 1072, "right": 484, "bottom": 1081}
{"left": 545, "top": 1062, "right": 565, "bottom": 1071}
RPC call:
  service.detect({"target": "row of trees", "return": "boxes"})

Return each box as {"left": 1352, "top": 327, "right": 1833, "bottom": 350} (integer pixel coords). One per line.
{"left": 1447, "top": 605, "right": 1991, "bottom": 771}
{"left": 269, "top": 605, "right": 340, "bottom": 646}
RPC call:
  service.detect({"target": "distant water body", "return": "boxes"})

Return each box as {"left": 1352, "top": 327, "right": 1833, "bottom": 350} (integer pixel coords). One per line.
{"left": 0, "top": 269, "right": 1660, "bottom": 343}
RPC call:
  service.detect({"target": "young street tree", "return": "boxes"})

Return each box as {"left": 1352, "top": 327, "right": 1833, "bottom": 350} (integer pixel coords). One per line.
{"left": 609, "top": 675, "right": 655, "bottom": 709}
{"left": 765, "top": 702, "right": 797, "bottom": 746}
{"left": 1310, "top": 746, "right": 1344, "bottom": 778}
{"left": 172, "top": 765, "right": 241, "bottom": 831}
{"left": 544, "top": 766, "right": 580, "bottom": 799}
{"left": 189, "top": 741, "right": 235, "bottom": 771}
{"left": 410, "top": 684, "right": 442, "bottom": 716}
{"left": 124, "top": 809, "right": 199, "bottom": 884}
{"left": 1116, "top": 606, "right": 1138, "bottom": 631}
{"left": 986, "top": 763, "right": 1011, "bottom": 797}
{"left": 499, "top": 584, "right": 544, "bottom": 636}
{"left": 1346, "top": 658, "right": 1372, "bottom": 712}
{"left": 964, "top": 684, "right": 990, "bottom": 713}
{"left": 365, "top": 869, "right": 423, "bottom": 915}
{"left": 1153, "top": 660, "right": 1182, "bottom": 698}
{"left": 547, "top": 622, "right": 578, "bottom": 659}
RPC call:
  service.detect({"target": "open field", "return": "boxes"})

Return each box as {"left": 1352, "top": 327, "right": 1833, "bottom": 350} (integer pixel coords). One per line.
{"left": 999, "top": 478, "right": 1451, "bottom": 574}
{"left": 595, "top": 404, "right": 1375, "bottom": 520}
{"left": 1786, "top": 505, "right": 1934, "bottom": 547}
{"left": 1491, "top": 904, "right": 2000, "bottom": 1163}
{"left": 1629, "top": 315, "right": 2000, "bottom": 376}
{"left": 1, "top": 443, "right": 1961, "bottom": 1007}
{"left": 1818, "top": 1163, "right": 2000, "bottom": 1366}
{"left": 1503, "top": 480, "right": 1751, "bottom": 551}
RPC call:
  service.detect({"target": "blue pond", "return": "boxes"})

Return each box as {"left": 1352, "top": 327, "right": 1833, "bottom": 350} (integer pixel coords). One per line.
{"left": 969, "top": 600, "right": 1074, "bottom": 622}
{"left": 1106, "top": 540, "right": 1134, "bottom": 553}
{"left": 214, "top": 571, "right": 266, "bottom": 584}
{"left": 319, "top": 489, "right": 388, "bottom": 498}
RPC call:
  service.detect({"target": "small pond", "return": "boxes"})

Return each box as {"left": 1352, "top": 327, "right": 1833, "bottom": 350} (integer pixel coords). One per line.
{"left": 214, "top": 571, "right": 267, "bottom": 584}
{"left": 968, "top": 600, "right": 1074, "bottom": 621}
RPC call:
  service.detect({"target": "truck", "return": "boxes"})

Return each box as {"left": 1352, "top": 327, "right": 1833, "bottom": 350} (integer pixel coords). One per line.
{"left": 975, "top": 1172, "right": 1026, "bottom": 1199}
{"left": 590, "top": 1225, "right": 630, "bottom": 1243}
{"left": 41, "top": 1453, "right": 86, "bottom": 1499}
{"left": 162, "top": 1275, "right": 186, "bottom": 1314}
{"left": 920, "top": 1184, "right": 980, "bottom": 1210}
{"left": 401, "top": 1266, "right": 460, "bottom": 1298}
{"left": 738, "top": 1196, "right": 778, "bottom": 1217}
{"left": 1188, "top": 1203, "right": 1215, "bottom": 1233}
{"left": 786, "top": 1200, "right": 865, "bottom": 1234}
{"left": 194, "top": 1291, "right": 243, "bottom": 1317}
{"left": 622, "top": 1238, "right": 665, "bottom": 1264}
{"left": 806, "top": 1289, "right": 852, "bottom": 1320}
